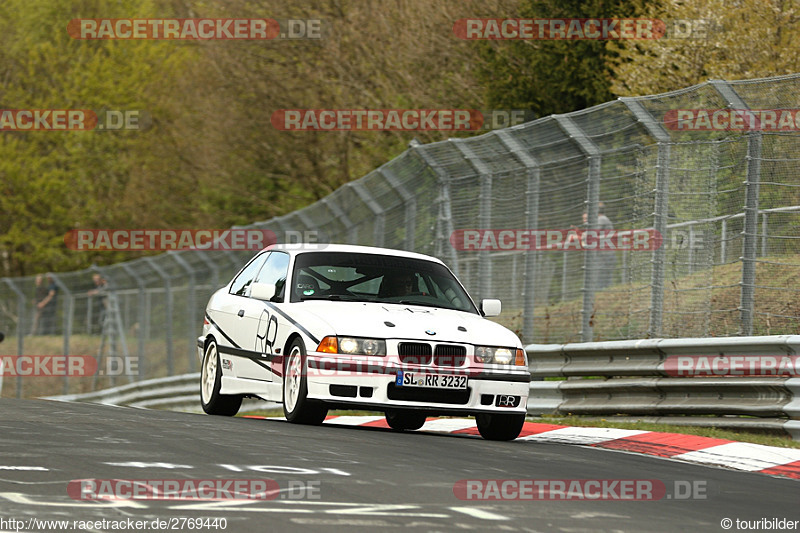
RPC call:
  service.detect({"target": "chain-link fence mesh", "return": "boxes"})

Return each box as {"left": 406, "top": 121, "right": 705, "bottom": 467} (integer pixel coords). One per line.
{"left": 2, "top": 74, "right": 800, "bottom": 398}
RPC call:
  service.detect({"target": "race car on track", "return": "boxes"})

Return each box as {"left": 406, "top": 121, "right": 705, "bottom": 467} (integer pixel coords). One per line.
{"left": 198, "top": 244, "right": 530, "bottom": 440}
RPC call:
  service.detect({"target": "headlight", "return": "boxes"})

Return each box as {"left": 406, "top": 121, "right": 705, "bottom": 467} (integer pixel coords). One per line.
{"left": 493, "top": 348, "right": 513, "bottom": 365}
{"left": 337, "top": 337, "right": 386, "bottom": 356}
{"left": 474, "top": 346, "right": 522, "bottom": 365}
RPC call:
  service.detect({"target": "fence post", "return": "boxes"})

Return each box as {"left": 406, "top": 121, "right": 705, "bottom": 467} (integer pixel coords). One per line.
{"left": 321, "top": 197, "right": 357, "bottom": 244}
{"left": 497, "top": 130, "right": 541, "bottom": 342}
{"left": 740, "top": 133, "right": 763, "bottom": 335}
{"left": 554, "top": 116, "right": 601, "bottom": 342}
{"left": 379, "top": 165, "right": 417, "bottom": 251}
{"left": 710, "top": 80, "right": 762, "bottom": 336}
{"left": 350, "top": 180, "right": 385, "bottom": 248}
{"left": 120, "top": 263, "right": 147, "bottom": 379}
{"left": 144, "top": 257, "right": 174, "bottom": 375}
{"left": 454, "top": 140, "right": 493, "bottom": 301}
{"left": 721, "top": 219, "right": 727, "bottom": 263}
{"left": 48, "top": 274, "right": 73, "bottom": 394}
{"left": 621, "top": 98, "right": 672, "bottom": 338}
{"left": 168, "top": 252, "right": 197, "bottom": 373}
{"left": 411, "top": 144, "right": 459, "bottom": 275}
{"left": 2, "top": 278, "right": 25, "bottom": 398}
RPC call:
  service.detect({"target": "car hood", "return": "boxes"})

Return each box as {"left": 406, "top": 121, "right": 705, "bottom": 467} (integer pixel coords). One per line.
{"left": 290, "top": 301, "right": 521, "bottom": 348}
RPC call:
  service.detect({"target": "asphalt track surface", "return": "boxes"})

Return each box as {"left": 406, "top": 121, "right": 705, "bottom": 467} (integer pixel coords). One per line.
{"left": 0, "top": 399, "right": 797, "bottom": 532}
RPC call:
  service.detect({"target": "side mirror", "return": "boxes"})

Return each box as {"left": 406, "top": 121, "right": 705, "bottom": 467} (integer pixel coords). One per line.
{"left": 480, "top": 299, "right": 502, "bottom": 317}
{"left": 249, "top": 282, "right": 276, "bottom": 301}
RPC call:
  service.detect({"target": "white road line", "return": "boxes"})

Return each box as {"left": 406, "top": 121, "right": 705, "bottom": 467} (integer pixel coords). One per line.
{"left": 450, "top": 506, "right": 509, "bottom": 520}
{"left": 420, "top": 419, "right": 477, "bottom": 432}
{"left": 324, "top": 416, "right": 385, "bottom": 426}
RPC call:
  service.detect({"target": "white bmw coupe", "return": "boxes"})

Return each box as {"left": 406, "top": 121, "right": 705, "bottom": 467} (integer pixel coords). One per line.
{"left": 198, "top": 244, "right": 530, "bottom": 440}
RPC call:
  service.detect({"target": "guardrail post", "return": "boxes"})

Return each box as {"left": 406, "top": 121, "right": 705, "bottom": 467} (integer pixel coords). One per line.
{"left": 711, "top": 80, "right": 762, "bottom": 336}
{"left": 497, "top": 130, "right": 541, "bottom": 341}
{"left": 454, "top": 141, "right": 493, "bottom": 301}
{"left": 554, "top": 116, "right": 601, "bottom": 342}
{"left": 621, "top": 98, "right": 672, "bottom": 338}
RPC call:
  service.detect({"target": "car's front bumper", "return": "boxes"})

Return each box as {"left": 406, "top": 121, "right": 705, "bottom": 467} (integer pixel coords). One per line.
{"left": 304, "top": 354, "right": 530, "bottom": 416}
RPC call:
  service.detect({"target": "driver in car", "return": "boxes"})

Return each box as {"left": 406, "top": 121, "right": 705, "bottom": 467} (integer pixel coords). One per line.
{"left": 382, "top": 271, "right": 417, "bottom": 297}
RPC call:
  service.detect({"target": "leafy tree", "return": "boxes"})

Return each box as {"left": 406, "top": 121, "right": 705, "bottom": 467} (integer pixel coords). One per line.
{"left": 610, "top": 0, "right": 800, "bottom": 96}
{"left": 475, "top": 0, "right": 648, "bottom": 116}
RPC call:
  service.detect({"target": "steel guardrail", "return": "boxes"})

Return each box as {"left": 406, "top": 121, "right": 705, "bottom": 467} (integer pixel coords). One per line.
{"left": 44, "top": 372, "right": 278, "bottom": 414}
{"left": 526, "top": 335, "right": 800, "bottom": 440}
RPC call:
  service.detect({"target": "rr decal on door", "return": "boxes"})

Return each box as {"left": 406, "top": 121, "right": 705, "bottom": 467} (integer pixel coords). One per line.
{"left": 255, "top": 309, "right": 279, "bottom": 355}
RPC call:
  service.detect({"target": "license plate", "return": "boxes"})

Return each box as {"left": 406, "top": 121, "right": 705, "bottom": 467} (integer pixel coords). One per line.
{"left": 396, "top": 371, "right": 467, "bottom": 389}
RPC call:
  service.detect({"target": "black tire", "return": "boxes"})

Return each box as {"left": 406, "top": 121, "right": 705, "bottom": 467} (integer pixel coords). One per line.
{"left": 200, "top": 340, "right": 242, "bottom": 416}
{"left": 475, "top": 413, "right": 525, "bottom": 441}
{"left": 283, "top": 338, "right": 328, "bottom": 425}
{"left": 385, "top": 410, "right": 427, "bottom": 431}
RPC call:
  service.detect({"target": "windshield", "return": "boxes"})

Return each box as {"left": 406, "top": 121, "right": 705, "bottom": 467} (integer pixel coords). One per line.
{"left": 290, "top": 251, "right": 478, "bottom": 313}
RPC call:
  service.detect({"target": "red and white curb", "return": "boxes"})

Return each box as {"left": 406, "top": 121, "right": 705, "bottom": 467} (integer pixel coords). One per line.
{"left": 245, "top": 415, "right": 800, "bottom": 480}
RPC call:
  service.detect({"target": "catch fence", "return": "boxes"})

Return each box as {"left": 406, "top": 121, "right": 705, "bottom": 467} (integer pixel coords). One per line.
{"left": 2, "top": 73, "right": 800, "bottom": 397}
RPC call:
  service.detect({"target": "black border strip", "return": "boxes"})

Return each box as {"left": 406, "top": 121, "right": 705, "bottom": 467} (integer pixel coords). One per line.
{"left": 262, "top": 301, "right": 320, "bottom": 346}
{"left": 205, "top": 313, "right": 240, "bottom": 348}
{"left": 218, "top": 345, "right": 278, "bottom": 374}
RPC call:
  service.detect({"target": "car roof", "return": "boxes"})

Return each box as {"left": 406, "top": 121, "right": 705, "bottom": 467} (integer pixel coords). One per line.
{"left": 264, "top": 243, "right": 446, "bottom": 265}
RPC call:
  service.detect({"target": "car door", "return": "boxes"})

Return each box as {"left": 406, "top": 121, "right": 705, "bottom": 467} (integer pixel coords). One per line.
{"left": 236, "top": 251, "right": 291, "bottom": 381}
{"left": 213, "top": 251, "right": 269, "bottom": 375}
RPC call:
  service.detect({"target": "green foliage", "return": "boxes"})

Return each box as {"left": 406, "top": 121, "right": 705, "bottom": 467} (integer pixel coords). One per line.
{"left": 0, "top": 0, "right": 197, "bottom": 274}
{"left": 475, "top": 0, "right": 647, "bottom": 116}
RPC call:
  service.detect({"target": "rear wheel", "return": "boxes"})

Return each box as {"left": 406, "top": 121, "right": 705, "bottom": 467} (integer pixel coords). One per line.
{"left": 385, "top": 410, "right": 427, "bottom": 431}
{"left": 200, "top": 340, "right": 242, "bottom": 416}
{"left": 283, "top": 338, "right": 328, "bottom": 425}
{"left": 475, "top": 413, "right": 525, "bottom": 441}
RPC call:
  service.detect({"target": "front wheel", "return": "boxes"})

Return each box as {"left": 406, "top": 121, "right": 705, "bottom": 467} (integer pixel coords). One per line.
{"left": 200, "top": 340, "right": 242, "bottom": 416}
{"left": 385, "top": 410, "right": 427, "bottom": 431}
{"left": 475, "top": 413, "right": 525, "bottom": 441}
{"left": 283, "top": 338, "right": 328, "bottom": 425}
